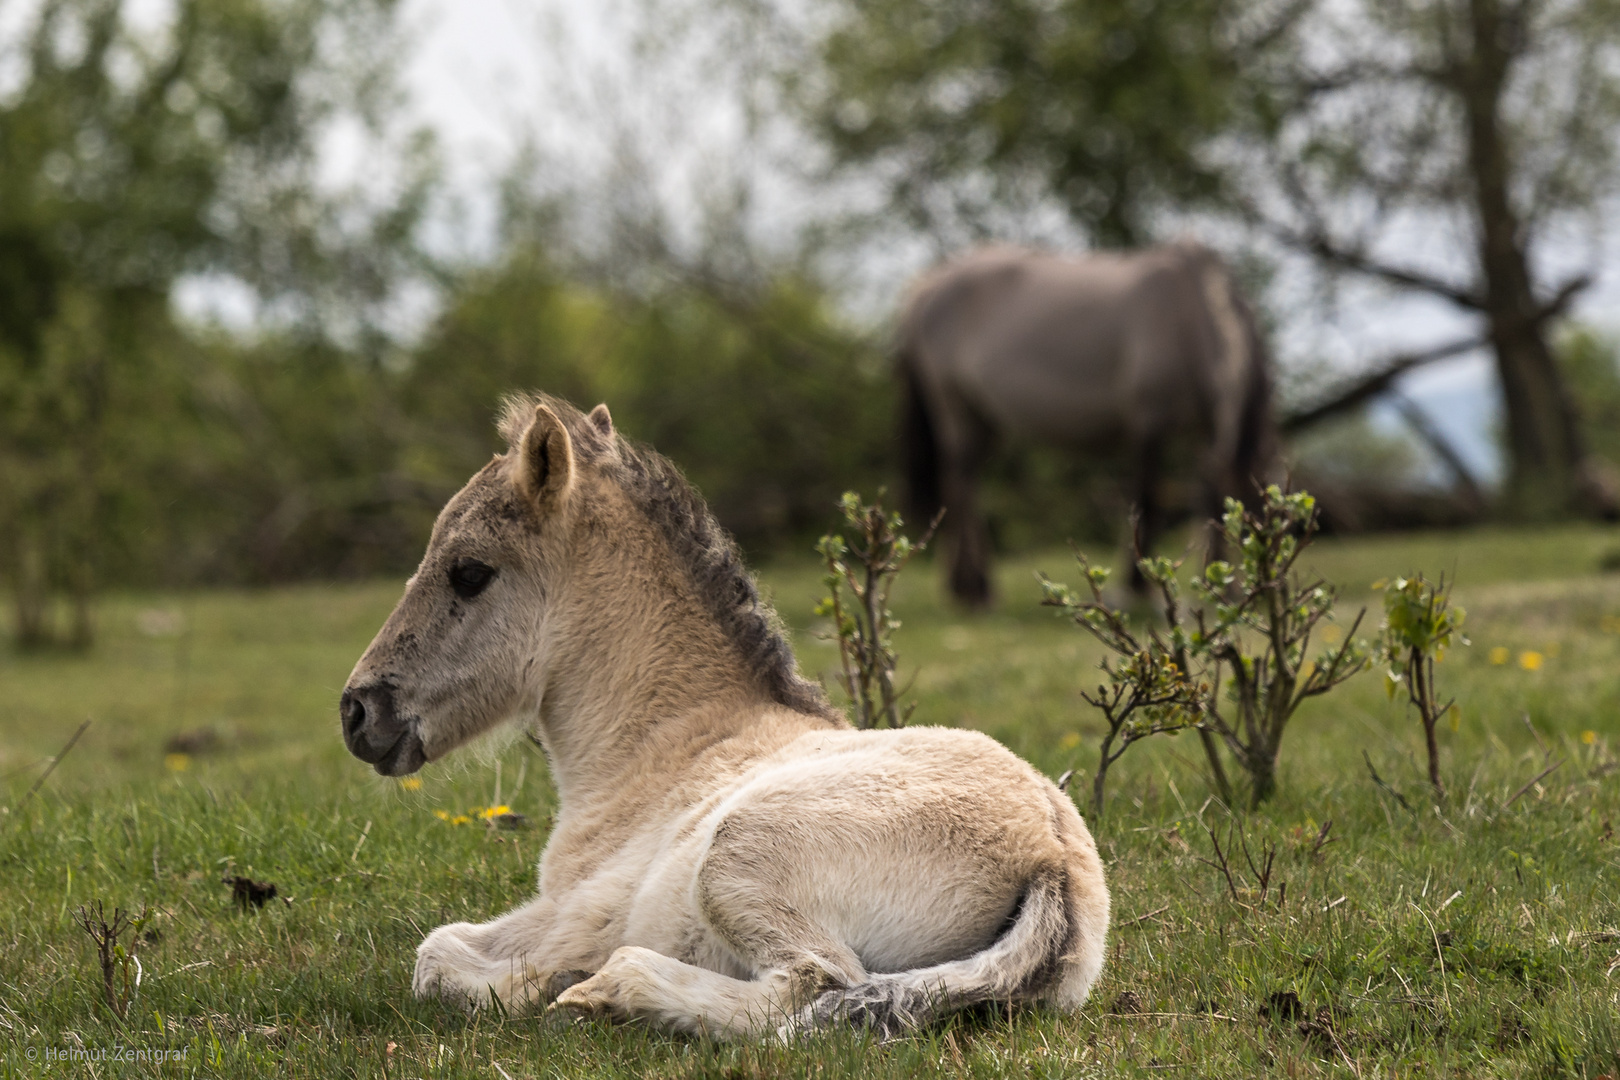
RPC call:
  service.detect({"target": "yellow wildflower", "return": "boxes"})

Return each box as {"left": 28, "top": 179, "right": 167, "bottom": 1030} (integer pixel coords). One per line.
{"left": 1059, "top": 732, "right": 1081, "bottom": 750}
{"left": 1582, "top": 730, "right": 1598, "bottom": 746}
{"left": 434, "top": 809, "right": 451, "bottom": 821}
{"left": 1519, "top": 651, "right": 1544, "bottom": 671}
{"left": 450, "top": 815, "right": 472, "bottom": 826}
{"left": 164, "top": 752, "right": 191, "bottom": 772}
{"left": 478, "top": 805, "right": 513, "bottom": 820}
{"left": 1489, "top": 647, "right": 1509, "bottom": 665}
{"left": 398, "top": 777, "right": 423, "bottom": 791}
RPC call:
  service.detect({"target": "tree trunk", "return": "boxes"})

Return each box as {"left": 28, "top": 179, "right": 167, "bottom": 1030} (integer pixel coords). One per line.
{"left": 1247, "top": 747, "right": 1277, "bottom": 808}
{"left": 11, "top": 525, "right": 52, "bottom": 648}
{"left": 1463, "top": 0, "right": 1616, "bottom": 519}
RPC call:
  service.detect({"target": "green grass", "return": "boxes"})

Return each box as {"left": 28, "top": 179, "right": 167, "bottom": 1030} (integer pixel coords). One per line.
{"left": 4, "top": 523, "right": 1620, "bottom": 1077}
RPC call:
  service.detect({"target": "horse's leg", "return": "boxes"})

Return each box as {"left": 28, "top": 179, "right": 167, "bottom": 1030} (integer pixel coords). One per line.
{"left": 941, "top": 413, "right": 994, "bottom": 607}
{"left": 1126, "top": 436, "right": 1162, "bottom": 592}
{"left": 413, "top": 895, "right": 597, "bottom": 1010}
{"left": 552, "top": 871, "right": 866, "bottom": 1038}
{"left": 551, "top": 935, "right": 859, "bottom": 1039}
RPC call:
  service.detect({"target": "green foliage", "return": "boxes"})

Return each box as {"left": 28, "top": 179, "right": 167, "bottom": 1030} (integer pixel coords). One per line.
{"left": 816, "top": 490, "right": 936, "bottom": 728}
{"left": 1378, "top": 574, "right": 1468, "bottom": 797}
{"left": 1047, "top": 487, "right": 1372, "bottom": 812}
{"left": 1195, "top": 489, "right": 1373, "bottom": 807}
{"left": 404, "top": 249, "right": 893, "bottom": 552}
{"left": 1040, "top": 554, "right": 1207, "bottom": 819}
{"left": 1560, "top": 325, "right": 1620, "bottom": 469}
{"left": 3, "top": 533, "right": 1620, "bottom": 1076}
{"left": 0, "top": 0, "right": 428, "bottom": 645}
{"left": 800, "top": 0, "right": 1243, "bottom": 244}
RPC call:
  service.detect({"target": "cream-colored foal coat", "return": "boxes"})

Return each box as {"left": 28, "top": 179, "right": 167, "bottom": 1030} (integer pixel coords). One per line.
{"left": 341, "top": 395, "right": 1110, "bottom": 1038}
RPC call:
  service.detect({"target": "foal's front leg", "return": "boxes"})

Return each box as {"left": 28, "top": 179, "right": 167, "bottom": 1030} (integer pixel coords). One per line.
{"left": 413, "top": 895, "right": 591, "bottom": 1009}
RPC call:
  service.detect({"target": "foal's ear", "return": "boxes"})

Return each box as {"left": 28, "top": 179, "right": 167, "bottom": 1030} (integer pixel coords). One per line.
{"left": 517, "top": 404, "right": 574, "bottom": 510}
{"left": 587, "top": 403, "right": 613, "bottom": 437}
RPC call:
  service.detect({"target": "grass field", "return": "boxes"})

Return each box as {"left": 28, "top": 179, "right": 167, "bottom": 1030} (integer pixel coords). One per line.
{"left": 3, "top": 524, "right": 1620, "bottom": 1077}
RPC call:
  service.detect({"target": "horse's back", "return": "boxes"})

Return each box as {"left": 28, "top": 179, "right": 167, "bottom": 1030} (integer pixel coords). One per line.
{"left": 902, "top": 246, "right": 1220, "bottom": 445}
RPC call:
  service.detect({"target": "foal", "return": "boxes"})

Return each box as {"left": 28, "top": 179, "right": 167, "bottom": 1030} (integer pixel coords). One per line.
{"left": 341, "top": 394, "right": 1110, "bottom": 1037}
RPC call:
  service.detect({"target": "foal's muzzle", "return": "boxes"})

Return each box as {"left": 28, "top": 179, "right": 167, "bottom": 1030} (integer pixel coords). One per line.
{"left": 341, "top": 683, "right": 427, "bottom": 776}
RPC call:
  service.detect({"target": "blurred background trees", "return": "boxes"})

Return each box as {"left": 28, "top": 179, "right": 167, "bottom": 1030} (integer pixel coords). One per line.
{"left": 1228, "top": 0, "right": 1620, "bottom": 521}
{"left": 0, "top": 0, "right": 431, "bottom": 645}
{"left": 2, "top": 0, "right": 1620, "bottom": 647}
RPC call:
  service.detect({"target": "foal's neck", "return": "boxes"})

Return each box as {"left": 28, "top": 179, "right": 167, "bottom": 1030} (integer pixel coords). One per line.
{"left": 535, "top": 535, "right": 783, "bottom": 807}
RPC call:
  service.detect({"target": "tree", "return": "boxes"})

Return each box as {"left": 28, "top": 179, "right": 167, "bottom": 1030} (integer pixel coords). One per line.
{"left": 0, "top": 0, "right": 429, "bottom": 646}
{"left": 797, "top": 0, "right": 1247, "bottom": 247}
{"left": 797, "top": 0, "right": 1620, "bottom": 518}
{"left": 1235, "top": 0, "right": 1620, "bottom": 519}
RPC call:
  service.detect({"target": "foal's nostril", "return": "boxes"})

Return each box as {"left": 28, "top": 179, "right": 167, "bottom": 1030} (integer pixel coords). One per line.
{"left": 341, "top": 690, "right": 367, "bottom": 740}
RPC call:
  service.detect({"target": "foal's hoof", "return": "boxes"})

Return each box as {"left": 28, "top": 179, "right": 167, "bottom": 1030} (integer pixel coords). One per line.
{"left": 550, "top": 976, "right": 613, "bottom": 1018}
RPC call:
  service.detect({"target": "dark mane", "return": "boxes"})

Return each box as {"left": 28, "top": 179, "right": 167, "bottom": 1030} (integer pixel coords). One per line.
{"left": 501, "top": 393, "right": 838, "bottom": 721}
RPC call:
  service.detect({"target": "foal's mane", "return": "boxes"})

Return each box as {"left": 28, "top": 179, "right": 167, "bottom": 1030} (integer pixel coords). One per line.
{"left": 500, "top": 393, "right": 838, "bottom": 722}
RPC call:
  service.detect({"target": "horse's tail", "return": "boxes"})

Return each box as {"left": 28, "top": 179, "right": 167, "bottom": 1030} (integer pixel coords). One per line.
{"left": 897, "top": 341, "right": 942, "bottom": 525}
{"left": 798, "top": 836, "right": 1107, "bottom": 1037}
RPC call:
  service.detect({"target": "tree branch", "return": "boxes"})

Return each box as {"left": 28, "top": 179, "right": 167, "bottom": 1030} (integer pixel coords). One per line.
{"left": 1281, "top": 336, "right": 1487, "bottom": 433}
{"left": 1391, "top": 393, "right": 1486, "bottom": 511}
{"left": 1535, "top": 272, "right": 1594, "bottom": 324}
{"left": 1280, "top": 229, "right": 1484, "bottom": 309}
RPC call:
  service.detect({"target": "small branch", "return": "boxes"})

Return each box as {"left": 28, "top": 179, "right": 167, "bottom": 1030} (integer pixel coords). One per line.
{"left": 1284, "top": 227, "right": 1485, "bottom": 309}
{"left": 1390, "top": 393, "right": 1485, "bottom": 510}
{"left": 1503, "top": 759, "right": 1564, "bottom": 809}
{"left": 1534, "top": 272, "right": 1593, "bottom": 324}
{"left": 1309, "top": 819, "right": 1336, "bottom": 859}
{"left": 1364, "top": 751, "right": 1415, "bottom": 814}
{"left": 17, "top": 719, "right": 92, "bottom": 810}
{"left": 1120, "top": 905, "right": 1171, "bottom": 928}
{"left": 1522, "top": 712, "right": 1551, "bottom": 764}
{"left": 1198, "top": 824, "right": 1243, "bottom": 902}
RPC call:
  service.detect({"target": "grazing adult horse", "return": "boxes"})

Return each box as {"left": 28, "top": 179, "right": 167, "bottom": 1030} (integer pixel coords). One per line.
{"left": 340, "top": 394, "right": 1109, "bottom": 1038}
{"left": 899, "top": 243, "right": 1274, "bottom": 603}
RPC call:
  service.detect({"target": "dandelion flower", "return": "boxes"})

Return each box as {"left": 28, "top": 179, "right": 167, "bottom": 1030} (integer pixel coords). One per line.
{"left": 1059, "top": 732, "right": 1081, "bottom": 750}
{"left": 478, "top": 805, "right": 513, "bottom": 820}
{"left": 1489, "top": 647, "right": 1509, "bottom": 665}
{"left": 1582, "top": 730, "right": 1598, "bottom": 746}
{"left": 1519, "top": 651, "right": 1544, "bottom": 671}
{"left": 398, "top": 777, "right": 423, "bottom": 791}
{"left": 164, "top": 752, "right": 191, "bottom": 772}
{"left": 450, "top": 815, "right": 472, "bottom": 826}
{"left": 434, "top": 809, "right": 451, "bottom": 821}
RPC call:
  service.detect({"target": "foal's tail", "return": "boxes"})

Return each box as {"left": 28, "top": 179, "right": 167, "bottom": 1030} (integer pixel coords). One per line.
{"left": 798, "top": 857, "right": 1106, "bottom": 1038}
{"left": 897, "top": 343, "right": 942, "bottom": 526}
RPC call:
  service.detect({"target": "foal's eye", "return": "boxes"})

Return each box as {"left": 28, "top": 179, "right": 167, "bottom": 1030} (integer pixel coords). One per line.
{"left": 448, "top": 559, "right": 497, "bottom": 599}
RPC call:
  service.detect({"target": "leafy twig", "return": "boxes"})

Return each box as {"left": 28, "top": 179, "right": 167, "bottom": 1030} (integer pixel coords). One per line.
{"left": 816, "top": 491, "right": 940, "bottom": 729}
{"left": 73, "top": 900, "right": 148, "bottom": 1021}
